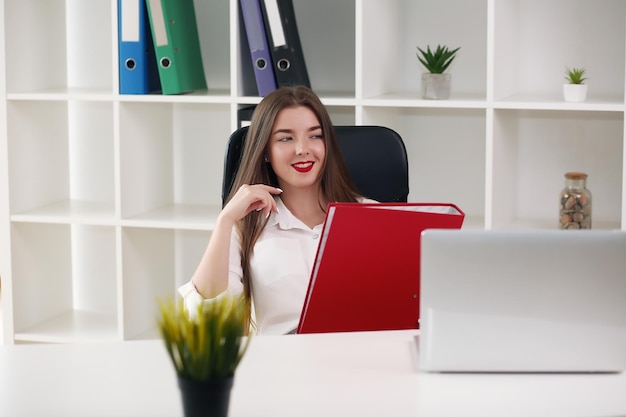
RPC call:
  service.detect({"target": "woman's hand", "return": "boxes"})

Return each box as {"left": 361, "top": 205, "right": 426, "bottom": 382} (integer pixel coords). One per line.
{"left": 220, "top": 184, "right": 283, "bottom": 223}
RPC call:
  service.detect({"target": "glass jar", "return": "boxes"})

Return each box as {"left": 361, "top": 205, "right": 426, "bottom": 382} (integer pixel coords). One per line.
{"left": 559, "top": 172, "right": 592, "bottom": 229}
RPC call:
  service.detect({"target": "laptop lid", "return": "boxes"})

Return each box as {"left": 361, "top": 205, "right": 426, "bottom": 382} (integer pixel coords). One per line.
{"left": 418, "top": 229, "right": 626, "bottom": 373}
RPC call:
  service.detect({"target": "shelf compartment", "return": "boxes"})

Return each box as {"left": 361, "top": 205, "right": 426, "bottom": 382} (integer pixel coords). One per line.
{"left": 7, "top": 100, "right": 115, "bottom": 222}
{"left": 491, "top": 109, "right": 624, "bottom": 229}
{"left": 361, "top": 106, "right": 487, "bottom": 227}
{"left": 119, "top": 102, "right": 230, "bottom": 226}
{"left": 360, "top": 0, "right": 487, "bottom": 100}
{"left": 121, "top": 227, "right": 210, "bottom": 339}
{"left": 327, "top": 106, "right": 357, "bottom": 126}
{"left": 14, "top": 310, "right": 119, "bottom": 344}
{"left": 194, "top": 0, "right": 231, "bottom": 95}
{"left": 11, "top": 223, "right": 118, "bottom": 343}
{"left": 493, "top": 0, "right": 626, "bottom": 102}
{"left": 293, "top": 0, "right": 355, "bottom": 97}
{"left": 4, "top": 0, "right": 113, "bottom": 94}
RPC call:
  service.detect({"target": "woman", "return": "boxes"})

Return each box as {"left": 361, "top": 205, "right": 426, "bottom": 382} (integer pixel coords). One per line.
{"left": 179, "top": 85, "right": 369, "bottom": 335}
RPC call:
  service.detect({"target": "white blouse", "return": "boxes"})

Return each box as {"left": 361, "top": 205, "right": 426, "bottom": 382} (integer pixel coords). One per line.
{"left": 179, "top": 197, "right": 324, "bottom": 335}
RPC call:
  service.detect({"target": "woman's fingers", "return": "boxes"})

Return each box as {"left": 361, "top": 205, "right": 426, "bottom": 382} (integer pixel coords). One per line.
{"left": 260, "top": 186, "right": 282, "bottom": 217}
{"left": 224, "top": 184, "right": 282, "bottom": 220}
{"left": 253, "top": 186, "right": 282, "bottom": 218}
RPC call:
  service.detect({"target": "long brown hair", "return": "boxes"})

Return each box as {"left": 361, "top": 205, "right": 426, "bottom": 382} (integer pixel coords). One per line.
{"left": 226, "top": 86, "right": 361, "bottom": 326}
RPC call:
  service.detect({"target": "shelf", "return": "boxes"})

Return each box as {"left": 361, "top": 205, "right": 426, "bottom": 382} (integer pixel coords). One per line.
{"left": 117, "top": 89, "right": 234, "bottom": 104}
{"left": 2, "top": 0, "right": 626, "bottom": 345}
{"left": 7, "top": 88, "right": 116, "bottom": 101}
{"left": 121, "top": 204, "right": 221, "bottom": 231}
{"left": 14, "top": 310, "right": 119, "bottom": 344}
{"left": 11, "top": 200, "right": 116, "bottom": 225}
{"left": 494, "top": 95, "right": 625, "bottom": 112}
{"left": 361, "top": 92, "right": 487, "bottom": 109}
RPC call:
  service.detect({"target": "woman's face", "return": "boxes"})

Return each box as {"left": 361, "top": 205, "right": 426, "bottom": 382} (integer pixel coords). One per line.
{"left": 266, "top": 105, "right": 326, "bottom": 192}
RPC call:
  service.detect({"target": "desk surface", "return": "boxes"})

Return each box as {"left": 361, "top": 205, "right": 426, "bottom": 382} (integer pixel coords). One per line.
{"left": 1, "top": 330, "right": 626, "bottom": 417}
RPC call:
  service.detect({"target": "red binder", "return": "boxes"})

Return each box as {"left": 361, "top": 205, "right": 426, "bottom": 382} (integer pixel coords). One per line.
{"left": 297, "top": 202, "right": 465, "bottom": 334}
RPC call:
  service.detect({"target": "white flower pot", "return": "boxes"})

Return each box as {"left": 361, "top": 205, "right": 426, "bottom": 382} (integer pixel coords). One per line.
{"left": 563, "top": 84, "right": 588, "bottom": 102}
{"left": 421, "top": 73, "right": 452, "bottom": 100}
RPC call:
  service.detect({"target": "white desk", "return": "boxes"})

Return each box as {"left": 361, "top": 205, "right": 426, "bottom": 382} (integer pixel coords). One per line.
{"left": 1, "top": 330, "right": 625, "bottom": 417}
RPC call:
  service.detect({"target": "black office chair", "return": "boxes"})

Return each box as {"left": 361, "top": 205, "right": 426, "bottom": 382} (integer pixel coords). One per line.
{"left": 222, "top": 125, "right": 409, "bottom": 206}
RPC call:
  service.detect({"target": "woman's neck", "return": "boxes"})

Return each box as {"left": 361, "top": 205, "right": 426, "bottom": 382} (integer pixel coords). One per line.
{"left": 279, "top": 185, "right": 327, "bottom": 229}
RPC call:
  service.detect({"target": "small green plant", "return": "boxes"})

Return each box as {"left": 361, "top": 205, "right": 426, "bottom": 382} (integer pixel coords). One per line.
{"left": 416, "top": 44, "right": 461, "bottom": 74}
{"left": 564, "top": 67, "right": 587, "bottom": 84}
{"left": 157, "top": 295, "right": 250, "bottom": 381}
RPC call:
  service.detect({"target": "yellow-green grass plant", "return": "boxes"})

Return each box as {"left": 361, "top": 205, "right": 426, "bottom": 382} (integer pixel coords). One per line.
{"left": 157, "top": 295, "right": 250, "bottom": 381}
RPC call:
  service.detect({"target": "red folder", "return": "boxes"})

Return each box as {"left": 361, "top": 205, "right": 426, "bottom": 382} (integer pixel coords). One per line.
{"left": 297, "top": 202, "right": 465, "bottom": 334}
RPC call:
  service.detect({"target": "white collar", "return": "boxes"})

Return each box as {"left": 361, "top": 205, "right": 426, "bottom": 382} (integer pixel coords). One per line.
{"left": 267, "top": 197, "right": 320, "bottom": 231}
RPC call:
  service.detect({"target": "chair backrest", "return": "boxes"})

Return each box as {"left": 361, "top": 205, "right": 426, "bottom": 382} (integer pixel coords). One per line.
{"left": 222, "top": 125, "right": 409, "bottom": 206}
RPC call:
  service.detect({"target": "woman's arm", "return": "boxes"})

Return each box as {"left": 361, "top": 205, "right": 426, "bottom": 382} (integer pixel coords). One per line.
{"left": 191, "top": 213, "right": 237, "bottom": 298}
{"left": 190, "top": 184, "right": 282, "bottom": 299}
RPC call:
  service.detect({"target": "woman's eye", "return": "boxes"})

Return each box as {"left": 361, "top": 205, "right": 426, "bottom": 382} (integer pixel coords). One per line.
{"left": 278, "top": 136, "right": 291, "bottom": 142}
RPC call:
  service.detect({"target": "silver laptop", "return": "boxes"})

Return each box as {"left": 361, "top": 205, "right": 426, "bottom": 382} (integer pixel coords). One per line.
{"left": 418, "top": 229, "right": 626, "bottom": 373}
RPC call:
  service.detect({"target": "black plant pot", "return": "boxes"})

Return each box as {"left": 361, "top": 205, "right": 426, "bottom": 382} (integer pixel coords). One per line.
{"left": 177, "top": 375, "right": 234, "bottom": 417}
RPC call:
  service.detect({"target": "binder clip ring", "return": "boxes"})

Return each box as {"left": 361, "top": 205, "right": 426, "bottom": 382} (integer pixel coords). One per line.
{"left": 277, "top": 58, "right": 291, "bottom": 72}
{"left": 125, "top": 59, "right": 136, "bottom": 71}
{"left": 160, "top": 57, "right": 172, "bottom": 69}
{"left": 255, "top": 58, "right": 267, "bottom": 70}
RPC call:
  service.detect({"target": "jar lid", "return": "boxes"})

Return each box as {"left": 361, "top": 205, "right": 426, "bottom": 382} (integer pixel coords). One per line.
{"left": 565, "top": 172, "right": 588, "bottom": 180}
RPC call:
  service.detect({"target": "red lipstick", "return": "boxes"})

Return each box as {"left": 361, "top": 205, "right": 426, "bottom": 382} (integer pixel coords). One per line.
{"left": 292, "top": 161, "right": 314, "bottom": 173}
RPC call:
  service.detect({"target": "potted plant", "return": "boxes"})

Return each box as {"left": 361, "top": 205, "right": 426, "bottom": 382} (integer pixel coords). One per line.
{"left": 157, "top": 295, "right": 251, "bottom": 417}
{"left": 416, "top": 44, "right": 461, "bottom": 99}
{"left": 563, "top": 67, "right": 588, "bottom": 102}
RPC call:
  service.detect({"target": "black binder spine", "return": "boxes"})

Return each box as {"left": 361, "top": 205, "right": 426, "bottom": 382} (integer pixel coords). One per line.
{"left": 260, "top": 0, "right": 311, "bottom": 88}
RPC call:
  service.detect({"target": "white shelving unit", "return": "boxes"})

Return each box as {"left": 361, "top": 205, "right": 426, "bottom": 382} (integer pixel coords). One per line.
{"left": 1, "top": 0, "right": 625, "bottom": 344}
